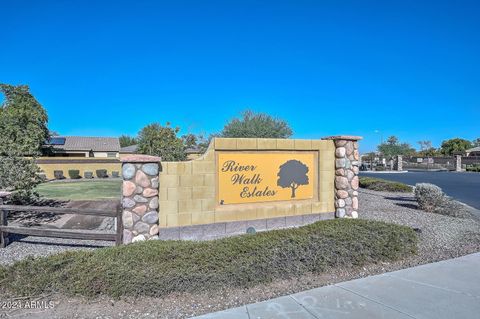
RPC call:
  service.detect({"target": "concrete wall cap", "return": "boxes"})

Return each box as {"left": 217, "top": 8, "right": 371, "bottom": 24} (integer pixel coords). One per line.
{"left": 322, "top": 135, "right": 363, "bottom": 141}
{"left": 121, "top": 155, "right": 162, "bottom": 163}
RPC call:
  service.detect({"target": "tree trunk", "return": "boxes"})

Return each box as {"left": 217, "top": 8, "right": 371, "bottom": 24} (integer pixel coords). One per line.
{"left": 291, "top": 186, "right": 296, "bottom": 198}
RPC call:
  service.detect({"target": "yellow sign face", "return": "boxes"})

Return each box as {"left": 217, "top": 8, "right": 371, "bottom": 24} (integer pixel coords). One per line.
{"left": 217, "top": 152, "right": 317, "bottom": 205}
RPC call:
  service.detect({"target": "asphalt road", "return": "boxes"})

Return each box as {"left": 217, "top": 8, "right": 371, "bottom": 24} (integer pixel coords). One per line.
{"left": 360, "top": 171, "right": 480, "bottom": 210}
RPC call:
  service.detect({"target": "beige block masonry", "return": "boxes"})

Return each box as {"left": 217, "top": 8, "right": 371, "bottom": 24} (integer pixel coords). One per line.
{"left": 158, "top": 138, "right": 335, "bottom": 228}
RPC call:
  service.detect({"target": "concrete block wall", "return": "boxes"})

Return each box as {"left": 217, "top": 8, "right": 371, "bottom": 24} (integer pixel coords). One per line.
{"left": 158, "top": 138, "right": 336, "bottom": 228}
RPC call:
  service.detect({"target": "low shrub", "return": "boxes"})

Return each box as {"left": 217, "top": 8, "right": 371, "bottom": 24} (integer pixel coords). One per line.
{"left": 53, "top": 170, "right": 64, "bottom": 180}
{"left": 68, "top": 170, "right": 81, "bottom": 179}
{"left": 414, "top": 183, "right": 468, "bottom": 217}
{"left": 96, "top": 169, "right": 108, "bottom": 178}
{"left": 112, "top": 171, "right": 119, "bottom": 178}
{"left": 359, "top": 177, "right": 412, "bottom": 193}
{"left": 0, "top": 219, "right": 417, "bottom": 299}
{"left": 466, "top": 165, "right": 480, "bottom": 172}
{"left": 84, "top": 171, "right": 93, "bottom": 179}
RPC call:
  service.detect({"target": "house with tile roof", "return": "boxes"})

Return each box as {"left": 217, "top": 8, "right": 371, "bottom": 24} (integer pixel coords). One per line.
{"left": 42, "top": 136, "right": 121, "bottom": 158}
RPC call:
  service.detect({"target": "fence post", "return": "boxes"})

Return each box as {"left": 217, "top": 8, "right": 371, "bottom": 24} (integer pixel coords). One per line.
{"left": 323, "top": 135, "right": 363, "bottom": 219}
{"left": 455, "top": 155, "right": 462, "bottom": 172}
{"left": 121, "top": 155, "right": 161, "bottom": 244}
{"left": 115, "top": 202, "right": 123, "bottom": 246}
{"left": 0, "top": 192, "right": 11, "bottom": 248}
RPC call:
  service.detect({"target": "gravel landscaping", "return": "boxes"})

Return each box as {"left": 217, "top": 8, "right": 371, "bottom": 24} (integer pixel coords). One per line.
{"left": 1, "top": 189, "right": 480, "bottom": 319}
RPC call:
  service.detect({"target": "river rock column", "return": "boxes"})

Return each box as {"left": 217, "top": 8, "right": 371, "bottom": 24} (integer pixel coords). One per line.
{"left": 323, "top": 136, "right": 363, "bottom": 219}
{"left": 121, "top": 155, "right": 161, "bottom": 244}
{"left": 455, "top": 155, "right": 462, "bottom": 172}
{"left": 396, "top": 155, "right": 403, "bottom": 171}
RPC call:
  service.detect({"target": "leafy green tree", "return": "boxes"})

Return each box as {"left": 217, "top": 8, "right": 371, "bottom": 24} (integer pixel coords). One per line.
{"left": 417, "top": 140, "right": 438, "bottom": 157}
{"left": 119, "top": 135, "right": 137, "bottom": 147}
{"left": 0, "top": 84, "right": 49, "bottom": 156}
{"left": 181, "top": 133, "right": 210, "bottom": 153}
{"left": 472, "top": 138, "right": 480, "bottom": 147}
{"left": 220, "top": 110, "right": 293, "bottom": 138}
{"left": 137, "top": 123, "right": 186, "bottom": 161}
{"left": 439, "top": 138, "right": 472, "bottom": 155}
{"left": 0, "top": 84, "right": 48, "bottom": 200}
{"left": 377, "top": 136, "right": 415, "bottom": 158}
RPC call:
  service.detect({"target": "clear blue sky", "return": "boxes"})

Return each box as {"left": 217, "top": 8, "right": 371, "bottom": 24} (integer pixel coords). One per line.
{"left": 1, "top": 0, "right": 479, "bottom": 152}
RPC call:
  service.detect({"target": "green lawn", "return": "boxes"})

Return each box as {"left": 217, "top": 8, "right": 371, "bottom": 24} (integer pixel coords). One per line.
{"left": 36, "top": 180, "right": 122, "bottom": 201}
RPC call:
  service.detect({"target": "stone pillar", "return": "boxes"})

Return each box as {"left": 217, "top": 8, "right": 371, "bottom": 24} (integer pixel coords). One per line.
{"left": 121, "top": 155, "right": 161, "bottom": 244}
{"left": 323, "top": 136, "right": 363, "bottom": 219}
{"left": 455, "top": 155, "right": 462, "bottom": 172}
{"left": 395, "top": 155, "right": 403, "bottom": 171}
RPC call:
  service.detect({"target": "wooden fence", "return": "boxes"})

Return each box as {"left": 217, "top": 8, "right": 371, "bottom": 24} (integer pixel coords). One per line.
{"left": 0, "top": 203, "right": 123, "bottom": 248}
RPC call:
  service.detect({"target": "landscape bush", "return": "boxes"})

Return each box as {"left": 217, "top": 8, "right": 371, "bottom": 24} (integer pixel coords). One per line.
{"left": 0, "top": 219, "right": 417, "bottom": 298}
{"left": 84, "top": 171, "right": 93, "bottom": 179}
{"left": 466, "top": 165, "right": 480, "bottom": 172}
{"left": 53, "top": 170, "right": 64, "bottom": 180}
{"left": 414, "top": 183, "right": 468, "bottom": 217}
{"left": 68, "top": 170, "right": 81, "bottom": 179}
{"left": 96, "top": 169, "right": 108, "bottom": 178}
{"left": 112, "top": 171, "right": 119, "bottom": 178}
{"left": 359, "top": 177, "right": 413, "bottom": 193}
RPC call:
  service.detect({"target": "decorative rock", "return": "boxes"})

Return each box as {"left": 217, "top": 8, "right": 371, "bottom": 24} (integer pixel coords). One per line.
{"left": 123, "top": 229, "right": 133, "bottom": 243}
{"left": 149, "top": 197, "right": 159, "bottom": 209}
{"left": 122, "top": 198, "right": 135, "bottom": 208}
{"left": 132, "top": 213, "right": 140, "bottom": 224}
{"left": 123, "top": 181, "right": 136, "bottom": 197}
{"left": 336, "top": 208, "right": 346, "bottom": 218}
{"left": 345, "top": 197, "right": 352, "bottom": 206}
{"left": 149, "top": 235, "right": 159, "bottom": 240}
{"left": 335, "top": 140, "right": 347, "bottom": 147}
{"left": 353, "top": 166, "right": 359, "bottom": 174}
{"left": 345, "top": 142, "right": 354, "bottom": 155}
{"left": 336, "top": 199, "right": 345, "bottom": 208}
{"left": 352, "top": 191, "right": 358, "bottom": 196}
{"left": 353, "top": 150, "right": 359, "bottom": 160}
{"left": 345, "top": 159, "right": 351, "bottom": 169}
{"left": 352, "top": 197, "right": 359, "bottom": 210}
{"left": 142, "top": 211, "right": 159, "bottom": 224}
{"left": 151, "top": 177, "right": 159, "bottom": 188}
{"left": 123, "top": 211, "right": 133, "bottom": 228}
{"left": 134, "top": 221, "right": 150, "bottom": 234}
{"left": 351, "top": 211, "right": 358, "bottom": 218}
{"left": 335, "top": 176, "right": 349, "bottom": 190}
{"left": 149, "top": 224, "right": 159, "bottom": 236}
{"left": 335, "top": 158, "right": 346, "bottom": 168}
{"left": 143, "top": 188, "right": 158, "bottom": 198}
{"left": 351, "top": 176, "right": 359, "bottom": 190}
{"left": 347, "top": 170, "right": 354, "bottom": 181}
{"left": 335, "top": 168, "right": 345, "bottom": 176}
{"left": 133, "top": 205, "right": 147, "bottom": 215}
{"left": 142, "top": 163, "right": 159, "bottom": 176}
{"left": 122, "top": 163, "right": 136, "bottom": 180}
{"left": 134, "top": 195, "right": 148, "bottom": 203}
{"left": 135, "top": 186, "right": 143, "bottom": 194}
{"left": 132, "top": 234, "right": 146, "bottom": 243}
{"left": 135, "top": 170, "right": 150, "bottom": 188}
{"left": 335, "top": 147, "right": 346, "bottom": 158}
{"left": 336, "top": 190, "right": 349, "bottom": 199}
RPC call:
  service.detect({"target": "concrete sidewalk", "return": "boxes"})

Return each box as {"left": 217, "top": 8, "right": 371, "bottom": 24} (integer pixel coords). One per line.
{"left": 192, "top": 253, "right": 480, "bottom": 319}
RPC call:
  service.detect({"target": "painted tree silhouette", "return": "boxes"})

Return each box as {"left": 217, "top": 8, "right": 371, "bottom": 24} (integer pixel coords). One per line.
{"left": 277, "top": 160, "right": 309, "bottom": 198}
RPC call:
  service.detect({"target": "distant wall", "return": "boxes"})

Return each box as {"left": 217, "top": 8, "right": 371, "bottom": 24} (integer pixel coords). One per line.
{"left": 158, "top": 138, "right": 335, "bottom": 229}
{"left": 37, "top": 157, "right": 121, "bottom": 179}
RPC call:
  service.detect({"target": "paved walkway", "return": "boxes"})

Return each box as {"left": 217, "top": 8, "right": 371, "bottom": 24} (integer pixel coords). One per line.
{"left": 193, "top": 253, "right": 480, "bottom": 319}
